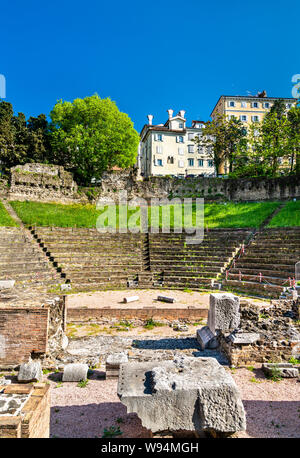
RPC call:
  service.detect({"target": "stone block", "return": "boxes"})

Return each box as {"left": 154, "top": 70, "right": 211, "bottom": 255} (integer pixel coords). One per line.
{"left": 229, "top": 331, "right": 260, "bottom": 345}
{"left": 208, "top": 293, "right": 240, "bottom": 334}
{"left": 157, "top": 295, "right": 176, "bottom": 303}
{"left": 262, "top": 363, "right": 299, "bottom": 378}
{"left": 62, "top": 363, "right": 88, "bottom": 382}
{"left": 118, "top": 356, "right": 246, "bottom": 437}
{"left": 18, "top": 360, "right": 42, "bottom": 382}
{"left": 196, "top": 326, "right": 215, "bottom": 350}
{"left": 0, "top": 280, "right": 15, "bottom": 289}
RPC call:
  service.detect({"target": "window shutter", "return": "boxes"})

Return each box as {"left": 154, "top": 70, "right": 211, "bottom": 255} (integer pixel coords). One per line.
{"left": 154, "top": 134, "right": 158, "bottom": 141}
{"left": 176, "top": 136, "right": 179, "bottom": 143}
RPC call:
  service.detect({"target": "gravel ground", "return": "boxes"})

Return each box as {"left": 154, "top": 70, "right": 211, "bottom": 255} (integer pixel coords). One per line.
{"left": 48, "top": 364, "right": 300, "bottom": 439}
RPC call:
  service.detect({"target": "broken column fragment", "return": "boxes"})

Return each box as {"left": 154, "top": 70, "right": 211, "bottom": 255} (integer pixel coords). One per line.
{"left": 208, "top": 293, "right": 240, "bottom": 335}
{"left": 117, "top": 356, "right": 246, "bottom": 437}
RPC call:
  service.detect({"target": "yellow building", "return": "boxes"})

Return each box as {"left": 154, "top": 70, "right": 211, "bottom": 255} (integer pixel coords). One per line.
{"left": 211, "top": 91, "right": 296, "bottom": 126}
{"left": 210, "top": 91, "right": 297, "bottom": 173}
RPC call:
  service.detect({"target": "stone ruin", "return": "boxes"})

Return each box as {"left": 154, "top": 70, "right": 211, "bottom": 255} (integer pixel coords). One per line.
{"left": 9, "top": 163, "right": 78, "bottom": 201}
{"left": 197, "top": 293, "right": 300, "bottom": 367}
{"left": 118, "top": 356, "right": 246, "bottom": 438}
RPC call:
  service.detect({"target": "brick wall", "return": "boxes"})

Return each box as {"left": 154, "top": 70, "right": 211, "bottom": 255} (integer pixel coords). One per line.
{"left": 0, "top": 307, "right": 49, "bottom": 368}
{"left": 0, "top": 383, "right": 50, "bottom": 438}
{"left": 67, "top": 306, "right": 208, "bottom": 322}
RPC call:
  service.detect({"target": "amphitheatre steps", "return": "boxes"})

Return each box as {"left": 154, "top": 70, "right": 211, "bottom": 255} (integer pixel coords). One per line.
{"left": 223, "top": 226, "right": 300, "bottom": 298}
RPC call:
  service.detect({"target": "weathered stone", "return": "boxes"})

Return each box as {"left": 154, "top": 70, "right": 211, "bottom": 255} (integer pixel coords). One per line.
{"left": 62, "top": 363, "right": 89, "bottom": 382}
{"left": 118, "top": 356, "right": 246, "bottom": 436}
{"left": 18, "top": 360, "right": 42, "bottom": 382}
{"left": 60, "top": 284, "right": 72, "bottom": 291}
{"left": 106, "top": 352, "right": 128, "bottom": 366}
{"left": 229, "top": 331, "right": 260, "bottom": 345}
{"left": 208, "top": 293, "right": 240, "bottom": 334}
{"left": 262, "top": 363, "right": 299, "bottom": 378}
{"left": 123, "top": 296, "right": 139, "bottom": 303}
{"left": 196, "top": 326, "right": 215, "bottom": 350}
{"left": 157, "top": 295, "right": 176, "bottom": 303}
{"left": 0, "top": 280, "right": 15, "bottom": 289}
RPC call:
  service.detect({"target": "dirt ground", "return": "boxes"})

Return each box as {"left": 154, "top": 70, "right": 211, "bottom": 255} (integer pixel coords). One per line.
{"left": 66, "top": 289, "right": 270, "bottom": 310}
{"left": 47, "top": 365, "right": 300, "bottom": 438}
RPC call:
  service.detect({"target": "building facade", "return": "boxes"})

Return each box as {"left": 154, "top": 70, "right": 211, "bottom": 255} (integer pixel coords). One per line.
{"left": 211, "top": 91, "right": 297, "bottom": 126}
{"left": 139, "top": 109, "right": 216, "bottom": 178}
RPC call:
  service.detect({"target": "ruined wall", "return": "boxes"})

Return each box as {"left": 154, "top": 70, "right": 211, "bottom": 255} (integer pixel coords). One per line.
{"left": 0, "top": 306, "right": 49, "bottom": 368}
{"left": 219, "top": 299, "right": 300, "bottom": 366}
{"left": 0, "top": 297, "right": 67, "bottom": 368}
{"left": 0, "top": 383, "right": 50, "bottom": 438}
{"left": 96, "top": 170, "right": 300, "bottom": 202}
{"left": 67, "top": 306, "right": 208, "bottom": 322}
{"left": 9, "top": 163, "right": 79, "bottom": 203}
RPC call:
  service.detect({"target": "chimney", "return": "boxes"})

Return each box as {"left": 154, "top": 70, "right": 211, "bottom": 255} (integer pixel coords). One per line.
{"left": 167, "top": 109, "right": 174, "bottom": 119}
{"left": 147, "top": 114, "right": 153, "bottom": 125}
{"left": 178, "top": 110, "right": 186, "bottom": 118}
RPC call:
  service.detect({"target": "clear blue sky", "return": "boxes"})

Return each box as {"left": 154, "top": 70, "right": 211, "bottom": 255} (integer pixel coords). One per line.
{"left": 1, "top": 0, "right": 299, "bottom": 133}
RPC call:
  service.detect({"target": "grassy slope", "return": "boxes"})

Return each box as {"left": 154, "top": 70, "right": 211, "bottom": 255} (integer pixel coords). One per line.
{"left": 267, "top": 200, "right": 300, "bottom": 227}
{"left": 0, "top": 202, "right": 19, "bottom": 226}
{"left": 10, "top": 200, "right": 284, "bottom": 229}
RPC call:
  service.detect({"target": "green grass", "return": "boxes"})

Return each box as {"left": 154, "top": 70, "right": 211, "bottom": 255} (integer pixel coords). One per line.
{"left": 9, "top": 200, "right": 283, "bottom": 229}
{"left": 0, "top": 202, "right": 19, "bottom": 226}
{"left": 267, "top": 200, "right": 300, "bottom": 227}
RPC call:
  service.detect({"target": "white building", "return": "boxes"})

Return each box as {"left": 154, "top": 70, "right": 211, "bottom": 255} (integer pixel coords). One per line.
{"left": 138, "top": 109, "right": 216, "bottom": 178}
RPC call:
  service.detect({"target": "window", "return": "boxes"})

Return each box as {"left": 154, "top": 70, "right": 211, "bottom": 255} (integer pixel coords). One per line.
{"left": 251, "top": 115, "right": 259, "bottom": 122}
{"left": 176, "top": 135, "right": 184, "bottom": 143}
{"left": 188, "top": 158, "right": 194, "bottom": 166}
{"left": 228, "top": 101, "right": 235, "bottom": 107}
{"left": 156, "top": 145, "right": 163, "bottom": 153}
{"left": 155, "top": 133, "right": 163, "bottom": 141}
{"left": 198, "top": 159, "right": 203, "bottom": 167}
{"left": 188, "top": 133, "right": 195, "bottom": 140}
{"left": 264, "top": 102, "right": 270, "bottom": 108}
{"left": 157, "top": 159, "right": 163, "bottom": 166}
{"left": 240, "top": 115, "right": 248, "bottom": 122}
{"left": 207, "top": 160, "right": 214, "bottom": 167}
{"left": 178, "top": 147, "right": 184, "bottom": 155}
{"left": 179, "top": 122, "right": 184, "bottom": 128}
{"left": 167, "top": 156, "right": 174, "bottom": 164}
{"left": 178, "top": 160, "right": 184, "bottom": 168}
{"left": 241, "top": 101, "right": 247, "bottom": 108}
{"left": 252, "top": 102, "right": 259, "bottom": 108}
{"left": 188, "top": 145, "right": 194, "bottom": 153}
{"left": 286, "top": 103, "right": 292, "bottom": 109}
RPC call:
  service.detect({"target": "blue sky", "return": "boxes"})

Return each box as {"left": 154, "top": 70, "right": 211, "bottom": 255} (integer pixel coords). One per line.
{"left": 1, "top": 0, "right": 299, "bottom": 133}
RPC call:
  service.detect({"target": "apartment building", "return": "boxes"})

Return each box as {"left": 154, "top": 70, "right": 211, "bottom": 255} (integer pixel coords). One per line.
{"left": 139, "top": 109, "right": 215, "bottom": 178}
{"left": 210, "top": 91, "right": 297, "bottom": 173}
{"left": 211, "top": 91, "right": 297, "bottom": 126}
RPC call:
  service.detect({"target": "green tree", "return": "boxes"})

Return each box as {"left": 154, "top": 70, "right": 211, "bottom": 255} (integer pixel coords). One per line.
{"left": 194, "top": 113, "right": 247, "bottom": 175}
{"left": 49, "top": 94, "right": 140, "bottom": 184}
{"left": 287, "top": 106, "right": 300, "bottom": 174}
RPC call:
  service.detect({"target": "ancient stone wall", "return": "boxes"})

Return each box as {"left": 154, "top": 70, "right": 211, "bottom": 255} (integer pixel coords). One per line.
{"left": 8, "top": 163, "right": 79, "bottom": 203}
{"left": 3, "top": 165, "right": 300, "bottom": 203}
{"left": 0, "top": 297, "right": 66, "bottom": 369}
{"left": 67, "top": 306, "right": 208, "bottom": 323}
{"left": 0, "top": 306, "right": 49, "bottom": 369}
{"left": 96, "top": 170, "right": 300, "bottom": 202}
{"left": 0, "top": 383, "right": 50, "bottom": 438}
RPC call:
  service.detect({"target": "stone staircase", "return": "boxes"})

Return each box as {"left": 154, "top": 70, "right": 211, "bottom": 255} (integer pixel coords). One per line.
{"left": 224, "top": 227, "right": 300, "bottom": 298}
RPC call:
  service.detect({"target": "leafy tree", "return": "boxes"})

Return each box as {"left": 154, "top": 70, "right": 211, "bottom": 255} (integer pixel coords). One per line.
{"left": 49, "top": 94, "right": 140, "bottom": 184}
{"left": 194, "top": 113, "right": 247, "bottom": 174}
{"left": 287, "top": 106, "right": 300, "bottom": 174}
{"left": 0, "top": 101, "right": 51, "bottom": 173}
